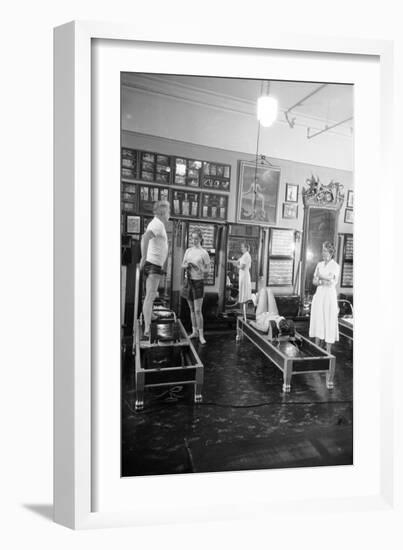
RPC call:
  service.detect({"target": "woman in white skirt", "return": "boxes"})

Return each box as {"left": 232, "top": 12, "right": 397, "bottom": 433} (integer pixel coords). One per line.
{"left": 237, "top": 242, "right": 252, "bottom": 319}
{"left": 309, "top": 241, "right": 340, "bottom": 353}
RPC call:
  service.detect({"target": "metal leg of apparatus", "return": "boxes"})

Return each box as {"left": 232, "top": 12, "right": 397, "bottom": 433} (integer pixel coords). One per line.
{"left": 135, "top": 371, "right": 145, "bottom": 411}
{"left": 194, "top": 366, "right": 203, "bottom": 404}
{"left": 282, "top": 359, "right": 292, "bottom": 393}
{"left": 326, "top": 355, "right": 336, "bottom": 389}
{"left": 236, "top": 318, "right": 242, "bottom": 342}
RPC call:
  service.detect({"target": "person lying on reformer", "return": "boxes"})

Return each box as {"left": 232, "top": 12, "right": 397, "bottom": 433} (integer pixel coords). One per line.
{"left": 249, "top": 287, "right": 296, "bottom": 340}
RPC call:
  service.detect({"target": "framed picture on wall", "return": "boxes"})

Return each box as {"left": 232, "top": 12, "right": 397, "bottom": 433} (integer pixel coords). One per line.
{"left": 126, "top": 214, "right": 141, "bottom": 234}
{"left": 285, "top": 183, "right": 298, "bottom": 202}
{"left": 237, "top": 160, "right": 280, "bottom": 225}
{"left": 347, "top": 190, "right": 354, "bottom": 208}
{"left": 345, "top": 208, "right": 354, "bottom": 223}
{"left": 282, "top": 202, "right": 298, "bottom": 219}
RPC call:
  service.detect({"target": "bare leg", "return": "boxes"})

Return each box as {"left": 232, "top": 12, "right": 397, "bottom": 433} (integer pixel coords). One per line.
{"left": 315, "top": 337, "right": 321, "bottom": 347}
{"left": 194, "top": 297, "right": 206, "bottom": 344}
{"left": 186, "top": 300, "right": 198, "bottom": 338}
{"left": 142, "top": 274, "right": 160, "bottom": 335}
{"left": 326, "top": 342, "right": 332, "bottom": 354}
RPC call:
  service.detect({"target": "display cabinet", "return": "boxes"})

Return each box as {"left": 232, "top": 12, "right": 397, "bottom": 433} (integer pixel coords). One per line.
{"left": 174, "top": 157, "right": 203, "bottom": 187}
{"left": 201, "top": 161, "right": 231, "bottom": 191}
{"left": 171, "top": 190, "right": 200, "bottom": 218}
{"left": 340, "top": 233, "right": 353, "bottom": 288}
{"left": 138, "top": 185, "right": 170, "bottom": 216}
{"left": 200, "top": 192, "right": 228, "bottom": 222}
{"left": 139, "top": 151, "right": 172, "bottom": 184}
{"left": 121, "top": 147, "right": 138, "bottom": 180}
{"left": 121, "top": 181, "right": 138, "bottom": 214}
{"left": 267, "top": 228, "right": 296, "bottom": 286}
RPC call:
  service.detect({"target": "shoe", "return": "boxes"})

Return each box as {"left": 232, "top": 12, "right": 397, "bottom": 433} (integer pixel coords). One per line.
{"left": 189, "top": 327, "right": 198, "bottom": 339}
{"left": 198, "top": 330, "right": 206, "bottom": 345}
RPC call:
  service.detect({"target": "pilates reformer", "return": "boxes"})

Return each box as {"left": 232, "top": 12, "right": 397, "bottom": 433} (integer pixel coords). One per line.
{"left": 132, "top": 264, "right": 204, "bottom": 411}
{"left": 236, "top": 288, "right": 336, "bottom": 392}
{"left": 338, "top": 299, "right": 354, "bottom": 343}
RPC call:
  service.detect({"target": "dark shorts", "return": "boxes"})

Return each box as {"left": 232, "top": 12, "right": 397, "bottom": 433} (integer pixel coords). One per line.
{"left": 143, "top": 261, "right": 165, "bottom": 277}
{"left": 182, "top": 278, "right": 204, "bottom": 302}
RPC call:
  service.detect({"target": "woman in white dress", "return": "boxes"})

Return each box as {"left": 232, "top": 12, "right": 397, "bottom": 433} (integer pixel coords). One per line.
{"left": 309, "top": 241, "right": 340, "bottom": 353}
{"left": 237, "top": 242, "right": 252, "bottom": 319}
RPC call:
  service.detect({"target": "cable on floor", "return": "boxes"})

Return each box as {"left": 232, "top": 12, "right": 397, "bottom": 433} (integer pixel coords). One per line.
{"left": 124, "top": 398, "right": 352, "bottom": 415}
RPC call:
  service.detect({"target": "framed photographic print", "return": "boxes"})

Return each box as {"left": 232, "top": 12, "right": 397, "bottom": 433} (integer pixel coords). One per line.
{"left": 54, "top": 21, "right": 395, "bottom": 532}
{"left": 171, "top": 190, "right": 200, "bottom": 218}
{"left": 347, "top": 189, "right": 354, "bottom": 208}
{"left": 282, "top": 202, "right": 298, "bottom": 219}
{"left": 237, "top": 160, "right": 280, "bottom": 225}
{"left": 344, "top": 208, "right": 354, "bottom": 223}
{"left": 285, "top": 183, "right": 298, "bottom": 202}
{"left": 201, "top": 192, "right": 228, "bottom": 221}
{"left": 126, "top": 215, "right": 140, "bottom": 235}
{"left": 201, "top": 162, "right": 231, "bottom": 191}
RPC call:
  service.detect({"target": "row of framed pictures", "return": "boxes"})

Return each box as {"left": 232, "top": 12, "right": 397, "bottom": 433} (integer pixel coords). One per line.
{"left": 121, "top": 181, "right": 228, "bottom": 221}
{"left": 122, "top": 147, "right": 231, "bottom": 192}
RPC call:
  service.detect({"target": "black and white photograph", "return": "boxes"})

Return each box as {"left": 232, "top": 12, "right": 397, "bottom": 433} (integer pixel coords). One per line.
{"left": 286, "top": 182, "right": 299, "bottom": 202}
{"left": 345, "top": 208, "right": 354, "bottom": 224}
{"left": 347, "top": 189, "right": 354, "bottom": 208}
{"left": 120, "top": 74, "right": 354, "bottom": 477}
{"left": 282, "top": 202, "right": 298, "bottom": 219}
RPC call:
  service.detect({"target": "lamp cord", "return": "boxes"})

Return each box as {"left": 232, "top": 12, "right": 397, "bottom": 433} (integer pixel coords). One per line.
{"left": 253, "top": 119, "right": 261, "bottom": 216}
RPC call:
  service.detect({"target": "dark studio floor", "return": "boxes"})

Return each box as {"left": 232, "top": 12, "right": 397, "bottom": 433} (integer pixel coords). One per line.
{"left": 121, "top": 321, "right": 353, "bottom": 477}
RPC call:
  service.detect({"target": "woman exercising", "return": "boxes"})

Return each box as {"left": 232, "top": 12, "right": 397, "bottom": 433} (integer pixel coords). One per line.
{"left": 309, "top": 241, "right": 340, "bottom": 353}
{"left": 181, "top": 228, "right": 210, "bottom": 344}
{"left": 140, "top": 200, "right": 170, "bottom": 338}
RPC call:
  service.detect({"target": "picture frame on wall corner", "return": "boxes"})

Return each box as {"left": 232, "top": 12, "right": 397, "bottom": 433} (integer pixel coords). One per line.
{"left": 126, "top": 214, "right": 141, "bottom": 234}
{"left": 344, "top": 208, "right": 354, "bottom": 224}
{"left": 285, "top": 183, "right": 299, "bottom": 202}
{"left": 347, "top": 189, "right": 354, "bottom": 208}
{"left": 54, "top": 21, "right": 396, "bottom": 532}
{"left": 282, "top": 202, "right": 298, "bottom": 219}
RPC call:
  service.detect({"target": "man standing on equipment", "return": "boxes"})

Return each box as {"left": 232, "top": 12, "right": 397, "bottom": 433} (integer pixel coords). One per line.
{"left": 140, "top": 200, "right": 170, "bottom": 338}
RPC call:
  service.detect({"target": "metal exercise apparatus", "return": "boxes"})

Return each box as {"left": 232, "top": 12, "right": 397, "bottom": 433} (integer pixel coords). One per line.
{"left": 132, "top": 264, "right": 204, "bottom": 411}
{"left": 236, "top": 288, "right": 336, "bottom": 392}
{"left": 338, "top": 299, "right": 354, "bottom": 343}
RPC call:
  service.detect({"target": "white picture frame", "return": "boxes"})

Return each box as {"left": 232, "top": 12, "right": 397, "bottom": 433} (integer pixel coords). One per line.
{"left": 54, "top": 21, "right": 397, "bottom": 530}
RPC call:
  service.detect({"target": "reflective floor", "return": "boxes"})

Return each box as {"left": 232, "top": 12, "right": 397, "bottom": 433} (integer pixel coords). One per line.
{"left": 121, "top": 322, "right": 353, "bottom": 476}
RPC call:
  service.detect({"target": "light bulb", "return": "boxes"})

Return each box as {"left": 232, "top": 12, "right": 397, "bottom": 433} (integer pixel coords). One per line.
{"left": 257, "top": 96, "right": 278, "bottom": 127}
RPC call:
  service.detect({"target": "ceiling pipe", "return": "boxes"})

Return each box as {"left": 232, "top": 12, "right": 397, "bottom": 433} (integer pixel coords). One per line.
{"left": 284, "top": 83, "right": 328, "bottom": 128}
{"left": 307, "top": 116, "right": 353, "bottom": 140}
